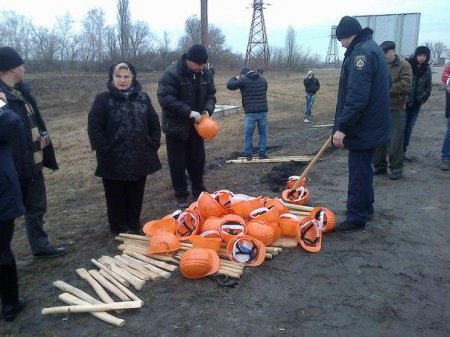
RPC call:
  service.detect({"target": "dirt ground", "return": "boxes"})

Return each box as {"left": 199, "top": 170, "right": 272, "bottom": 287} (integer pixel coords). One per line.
{"left": 1, "top": 67, "right": 449, "bottom": 337}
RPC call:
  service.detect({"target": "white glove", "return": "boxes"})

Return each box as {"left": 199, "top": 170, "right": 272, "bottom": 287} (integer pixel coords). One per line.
{"left": 189, "top": 111, "right": 202, "bottom": 123}
{"left": 202, "top": 110, "right": 209, "bottom": 116}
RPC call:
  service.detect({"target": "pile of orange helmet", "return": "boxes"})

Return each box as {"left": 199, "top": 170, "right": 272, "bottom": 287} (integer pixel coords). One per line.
{"left": 142, "top": 188, "right": 336, "bottom": 279}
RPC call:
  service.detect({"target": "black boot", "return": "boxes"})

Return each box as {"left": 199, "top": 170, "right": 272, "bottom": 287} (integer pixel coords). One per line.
{"left": 0, "top": 259, "right": 26, "bottom": 321}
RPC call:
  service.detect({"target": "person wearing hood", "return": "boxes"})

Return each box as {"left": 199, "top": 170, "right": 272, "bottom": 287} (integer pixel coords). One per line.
{"left": 88, "top": 62, "right": 162, "bottom": 234}
{"left": 226, "top": 65, "right": 269, "bottom": 161}
{"left": 303, "top": 70, "right": 320, "bottom": 123}
{"left": 403, "top": 46, "right": 432, "bottom": 161}
{"left": 157, "top": 44, "right": 216, "bottom": 208}
{"left": 0, "top": 47, "right": 66, "bottom": 258}
{"left": 332, "top": 16, "right": 390, "bottom": 232}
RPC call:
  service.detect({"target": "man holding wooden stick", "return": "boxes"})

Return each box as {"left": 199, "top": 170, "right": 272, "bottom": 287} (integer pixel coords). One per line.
{"left": 332, "top": 16, "right": 390, "bottom": 231}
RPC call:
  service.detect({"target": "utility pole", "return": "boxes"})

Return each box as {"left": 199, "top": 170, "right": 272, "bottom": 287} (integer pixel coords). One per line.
{"left": 325, "top": 25, "right": 339, "bottom": 66}
{"left": 245, "top": 0, "right": 270, "bottom": 73}
{"left": 201, "top": 0, "right": 208, "bottom": 46}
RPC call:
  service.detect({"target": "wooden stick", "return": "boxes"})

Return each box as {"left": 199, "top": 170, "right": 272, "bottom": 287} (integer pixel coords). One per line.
{"left": 88, "top": 270, "right": 131, "bottom": 302}
{"left": 41, "top": 300, "right": 142, "bottom": 315}
{"left": 91, "top": 259, "right": 129, "bottom": 288}
{"left": 111, "top": 256, "right": 153, "bottom": 281}
{"left": 282, "top": 201, "right": 314, "bottom": 212}
{"left": 121, "top": 254, "right": 171, "bottom": 279}
{"left": 226, "top": 157, "right": 310, "bottom": 164}
{"left": 76, "top": 268, "right": 116, "bottom": 306}
{"left": 98, "top": 270, "right": 143, "bottom": 305}
{"left": 289, "top": 210, "right": 311, "bottom": 216}
{"left": 114, "top": 255, "right": 160, "bottom": 281}
{"left": 290, "top": 135, "right": 332, "bottom": 190}
{"left": 58, "top": 293, "right": 125, "bottom": 327}
{"left": 53, "top": 280, "right": 103, "bottom": 305}
{"left": 117, "top": 244, "right": 179, "bottom": 264}
{"left": 97, "top": 257, "right": 145, "bottom": 290}
{"left": 123, "top": 250, "right": 178, "bottom": 272}
{"left": 118, "top": 233, "right": 149, "bottom": 241}
{"left": 272, "top": 236, "right": 298, "bottom": 248}
{"left": 312, "top": 123, "right": 333, "bottom": 128}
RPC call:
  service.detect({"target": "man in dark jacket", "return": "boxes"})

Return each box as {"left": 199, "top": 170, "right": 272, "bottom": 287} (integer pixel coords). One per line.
{"left": 226, "top": 66, "right": 269, "bottom": 160}
{"left": 373, "top": 41, "right": 412, "bottom": 180}
{"left": 303, "top": 70, "right": 320, "bottom": 123}
{"left": 332, "top": 16, "right": 391, "bottom": 232}
{"left": 403, "top": 46, "right": 432, "bottom": 160}
{"left": 0, "top": 47, "right": 66, "bottom": 258}
{"left": 157, "top": 44, "right": 216, "bottom": 208}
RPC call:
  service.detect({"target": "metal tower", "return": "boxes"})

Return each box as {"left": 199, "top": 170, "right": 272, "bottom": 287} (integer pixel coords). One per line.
{"left": 245, "top": 0, "right": 270, "bottom": 72}
{"left": 325, "top": 25, "right": 339, "bottom": 65}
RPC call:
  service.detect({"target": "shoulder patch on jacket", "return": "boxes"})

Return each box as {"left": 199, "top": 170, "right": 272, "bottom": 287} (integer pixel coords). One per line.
{"left": 354, "top": 55, "right": 367, "bottom": 71}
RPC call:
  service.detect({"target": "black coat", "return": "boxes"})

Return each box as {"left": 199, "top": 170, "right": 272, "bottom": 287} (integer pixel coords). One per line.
{"left": 226, "top": 71, "right": 268, "bottom": 113}
{"left": 87, "top": 80, "right": 162, "bottom": 181}
{"left": 333, "top": 28, "right": 391, "bottom": 150}
{"left": 157, "top": 54, "right": 216, "bottom": 141}
{"left": 406, "top": 55, "right": 432, "bottom": 107}
{"left": 0, "top": 106, "right": 25, "bottom": 221}
{"left": 0, "top": 80, "right": 58, "bottom": 181}
{"left": 303, "top": 77, "right": 320, "bottom": 94}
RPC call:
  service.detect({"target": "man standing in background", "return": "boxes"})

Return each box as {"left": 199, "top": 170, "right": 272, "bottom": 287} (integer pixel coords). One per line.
{"left": 440, "top": 64, "right": 450, "bottom": 171}
{"left": 303, "top": 70, "right": 320, "bottom": 123}
{"left": 0, "top": 47, "right": 66, "bottom": 258}
{"left": 373, "top": 41, "right": 412, "bottom": 180}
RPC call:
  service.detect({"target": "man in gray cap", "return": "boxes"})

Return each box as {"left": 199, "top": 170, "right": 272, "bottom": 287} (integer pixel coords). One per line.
{"left": 0, "top": 47, "right": 66, "bottom": 258}
{"left": 373, "top": 41, "right": 412, "bottom": 180}
{"left": 332, "top": 16, "right": 391, "bottom": 232}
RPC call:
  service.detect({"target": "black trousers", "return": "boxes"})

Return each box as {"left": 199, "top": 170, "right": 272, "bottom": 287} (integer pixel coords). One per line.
{"left": 166, "top": 128, "right": 206, "bottom": 199}
{"left": 102, "top": 177, "right": 147, "bottom": 234}
{"left": 0, "top": 219, "right": 15, "bottom": 264}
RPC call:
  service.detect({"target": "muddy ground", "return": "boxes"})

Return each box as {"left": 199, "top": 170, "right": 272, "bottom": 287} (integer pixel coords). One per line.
{"left": 0, "top": 68, "right": 449, "bottom": 337}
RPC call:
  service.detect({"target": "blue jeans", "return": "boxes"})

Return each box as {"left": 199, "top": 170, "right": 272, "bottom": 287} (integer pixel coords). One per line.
{"left": 442, "top": 116, "right": 450, "bottom": 162}
{"left": 305, "top": 93, "right": 316, "bottom": 117}
{"left": 244, "top": 112, "right": 268, "bottom": 156}
{"left": 403, "top": 103, "right": 422, "bottom": 154}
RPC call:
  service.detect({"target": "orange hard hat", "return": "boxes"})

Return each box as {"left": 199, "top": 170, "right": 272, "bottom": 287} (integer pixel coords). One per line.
{"left": 226, "top": 235, "right": 266, "bottom": 267}
{"left": 309, "top": 207, "right": 336, "bottom": 233}
{"left": 199, "top": 216, "right": 222, "bottom": 238}
{"left": 213, "top": 190, "right": 235, "bottom": 209}
{"left": 295, "top": 217, "right": 322, "bottom": 253}
{"left": 246, "top": 220, "right": 277, "bottom": 246}
{"left": 147, "top": 233, "right": 181, "bottom": 254}
{"left": 180, "top": 248, "right": 220, "bottom": 279}
{"left": 281, "top": 186, "right": 310, "bottom": 205}
{"left": 249, "top": 206, "right": 279, "bottom": 224}
{"left": 189, "top": 235, "right": 222, "bottom": 252}
{"left": 194, "top": 115, "right": 219, "bottom": 140}
{"left": 219, "top": 214, "right": 247, "bottom": 242}
{"left": 197, "top": 192, "right": 228, "bottom": 218}
{"left": 263, "top": 197, "right": 289, "bottom": 215}
{"left": 286, "top": 175, "right": 307, "bottom": 189}
{"left": 278, "top": 213, "right": 302, "bottom": 237}
{"left": 230, "top": 198, "right": 264, "bottom": 219}
{"left": 176, "top": 209, "right": 201, "bottom": 238}
{"left": 143, "top": 218, "right": 177, "bottom": 236}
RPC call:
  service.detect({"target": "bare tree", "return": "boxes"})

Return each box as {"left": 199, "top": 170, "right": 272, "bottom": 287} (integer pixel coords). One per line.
{"left": 116, "top": 0, "right": 131, "bottom": 58}
{"left": 178, "top": 15, "right": 202, "bottom": 51}
{"left": 285, "top": 26, "right": 297, "bottom": 73}
{"left": 80, "top": 8, "right": 106, "bottom": 64}
{"left": 55, "top": 12, "right": 74, "bottom": 62}
{"left": 105, "top": 26, "right": 119, "bottom": 61}
{"left": 31, "top": 26, "right": 59, "bottom": 65}
{"left": 0, "top": 11, "right": 34, "bottom": 58}
{"left": 129, "top": 21, "right": 152, "bottom": 58}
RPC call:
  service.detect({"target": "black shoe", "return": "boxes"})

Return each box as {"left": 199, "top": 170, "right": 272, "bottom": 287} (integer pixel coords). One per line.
{"left": 3, "top": 298, "right": 26, "bottom": 322}
{"left": 33, "top": 246, "right": 67, "bottom": 258}
{"left": 334, "top": 221, "right": 366, "bottom": 232}
{"left": 441, "top": 161, "right": 450, "bottom": 171}
{"left": 403, "top": 154, "right": 415, "bottom": 162}
{"left": 0, "top": 259, "right": 26, "bottom": 322}
{"left": 259, "top": 154, "right": 269, "bottom": 159}
{"left": 373, "top": 168, "right": 387, "bottom": 175}
{"left": 246, "top": 156, "right": 253, "bottom": 161}
{"left": 176, "top": 196, "right": 189, "bottom": 208}
{"left": 389, "top": 171, "right": 402, "bottom": 180}
{"left": 367, "top": 212, "right": 374, "bottom": 221}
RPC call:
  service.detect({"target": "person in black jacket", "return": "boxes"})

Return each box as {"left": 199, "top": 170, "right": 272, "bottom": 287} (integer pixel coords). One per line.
{"left": 88, "top": 62, "right": 162, "bottom": 234}
{"left": 303, "top": 70, "right": 320, "bottom": 123}
{"left": 403, "top": 46, "right": 432, "bottom": 161}
{"left": 332, "top": 16, "right": 391, "bottom": 232}
{"left": 157, "top": 44, "right": 216, "bottom": 208}
{"left": 226, "top": 66, "right": 269, "bottom": 160}
{"left": 0, "top": 94, "right": 27, "bottom": 321}
{"left": 0, "top": 47, "right": 66, "bottom": 258}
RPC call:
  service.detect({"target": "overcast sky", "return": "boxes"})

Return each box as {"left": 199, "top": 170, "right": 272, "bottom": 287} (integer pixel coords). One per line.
{"left": 1, "top": 0, "right": 449, "bottom": 60}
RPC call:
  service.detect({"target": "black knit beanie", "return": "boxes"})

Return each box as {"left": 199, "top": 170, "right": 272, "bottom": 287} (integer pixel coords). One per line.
{"left": 0, "top": 47, "right": 24, "bottom": 71}
{"left": 240, "top": 66, "right": 251, "bottom": 75}
{"left": 187, "top": 44, "right": 208, "bottom": 64}
{"left": 415, "top": 46, "right": 430, "bottom": 57}
{"left": 336, "top": 16, "right": 362, "bottom": 40}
